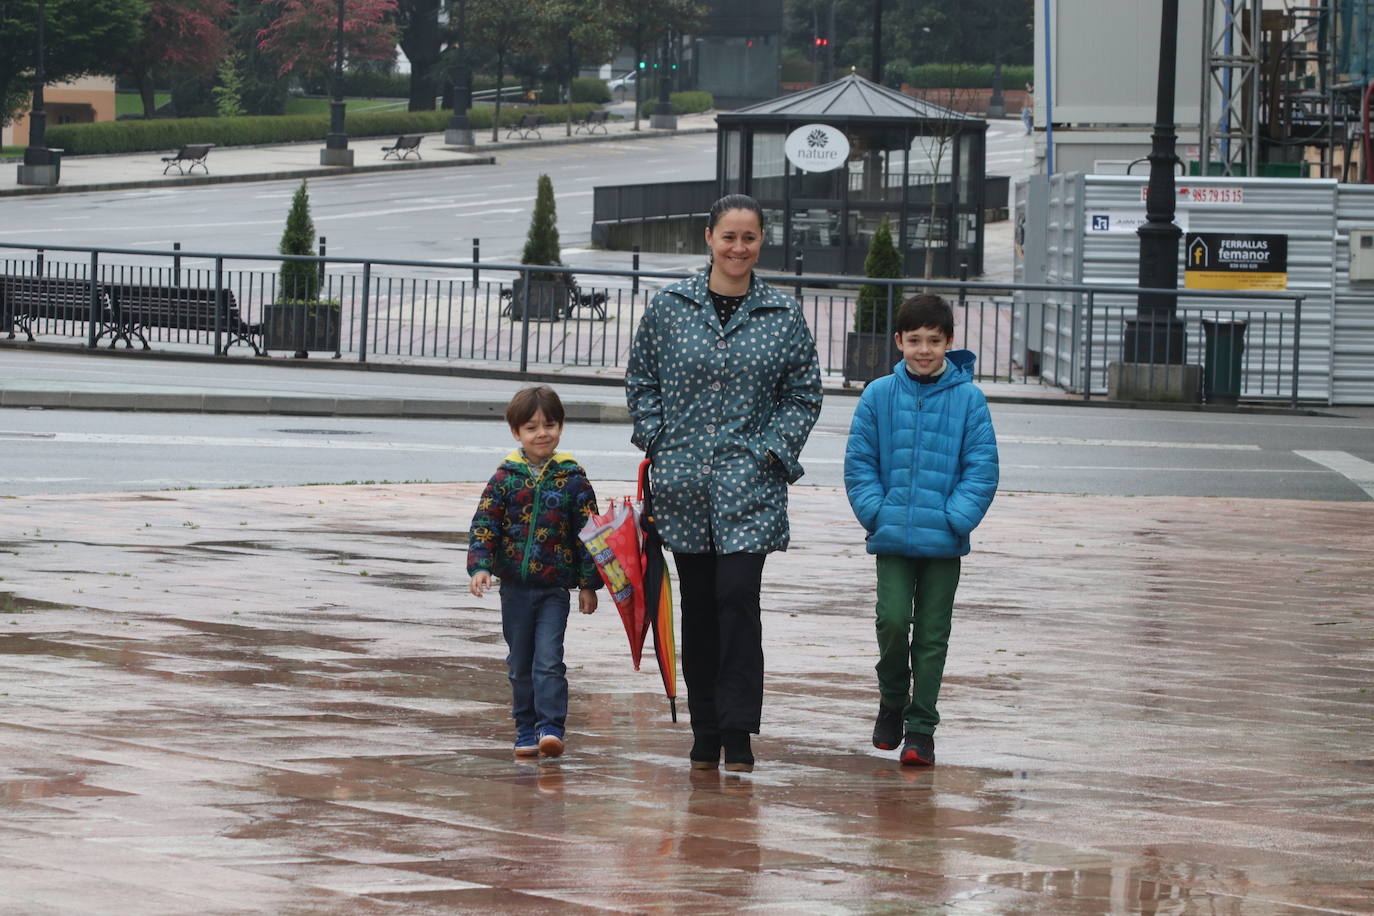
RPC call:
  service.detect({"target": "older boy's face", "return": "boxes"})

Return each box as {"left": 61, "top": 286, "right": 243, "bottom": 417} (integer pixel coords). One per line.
{"left": 895, "top": 326, "right": 951, "bottom": 376}
{"left": 511, "top": 409, "right": 562, "bottom": 466}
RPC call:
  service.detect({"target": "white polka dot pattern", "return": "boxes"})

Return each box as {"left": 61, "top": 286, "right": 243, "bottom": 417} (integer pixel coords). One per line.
{"left": 625, "top": 271, "right": 823, "bottom": 554}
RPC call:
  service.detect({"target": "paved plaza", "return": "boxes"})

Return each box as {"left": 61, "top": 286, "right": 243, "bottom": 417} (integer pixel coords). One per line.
{"left": 1, "top": 480, "right": 1371, "bottom": 913}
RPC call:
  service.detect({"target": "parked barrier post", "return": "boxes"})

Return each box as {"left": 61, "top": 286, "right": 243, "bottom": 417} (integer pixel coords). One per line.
{"left": 519, "top": 267, "right": 531, "bottom": 374}
{"left": 86, "top": 251, "right": 99, "bottom": 348}
{"left": 1291, "top": 295, "right": 1303, "bottom": 409}
{"left": 794, "top": 253, "right": 803, "bottom": 301}
{"left": 173, "top": 242, "right": 181, "bottom": 286}
{"left": 213, "top": 257, "right": 224, "bottom": 356}
{"left": 1084, "top": 291, "right": 1095, "bottom": 400}
{"left": 36, "top": 248, "right": 44, "bottom": 277}
{"left": 632, "top": 245, "right": 640, "bottom": 296}
{"left": 359, "top": 262, "right": 371, "bottom": 363}
{"left": 317, "top": 237, "right": 327, "bottom": 291}
{"left": 472, "top": 239, "right": 480, "bottom": 285}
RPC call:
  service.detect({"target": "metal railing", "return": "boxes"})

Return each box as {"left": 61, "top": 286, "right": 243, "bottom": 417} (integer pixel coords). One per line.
{"left": 0, "top": 241, "right": 1309, "bottom": 406}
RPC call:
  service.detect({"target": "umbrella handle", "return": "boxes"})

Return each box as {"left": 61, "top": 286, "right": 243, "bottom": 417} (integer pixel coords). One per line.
{"left": 636, "top": 458, "right": 652, "bottom": 503}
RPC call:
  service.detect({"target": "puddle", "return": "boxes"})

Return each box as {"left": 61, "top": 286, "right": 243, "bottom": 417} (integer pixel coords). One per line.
{"left": 0, "top": 592, "right": 77, "bottom": 614}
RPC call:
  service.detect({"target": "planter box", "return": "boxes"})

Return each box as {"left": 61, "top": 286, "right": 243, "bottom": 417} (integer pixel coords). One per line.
{"left": 509, "top": 276, "right": 569, "bottom": 321}
{"left": 262, "top": 304, "right": 341, "bottom": 355}
{"left": 844, "top": 332, "right": 899, "bottom": 385}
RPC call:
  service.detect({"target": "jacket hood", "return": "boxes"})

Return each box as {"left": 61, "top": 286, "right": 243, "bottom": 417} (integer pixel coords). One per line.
{"left": 502, "top": 449, "right": 580, "bottom": 475}
{"left": 890, "top": 349, "right": 977, "bottom": 392}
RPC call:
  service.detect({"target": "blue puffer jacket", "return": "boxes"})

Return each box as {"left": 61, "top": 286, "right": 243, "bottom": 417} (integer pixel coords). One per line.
{"left": 844, "top": 351, "right": 999, "bottom": 558}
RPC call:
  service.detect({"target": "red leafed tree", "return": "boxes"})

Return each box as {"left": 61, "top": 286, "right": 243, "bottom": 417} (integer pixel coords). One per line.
{"left": 258, "top": 0, "right": 400, "bottom": 84}
{"left": 112, "top": 0, "right": 233, "bottom": 118}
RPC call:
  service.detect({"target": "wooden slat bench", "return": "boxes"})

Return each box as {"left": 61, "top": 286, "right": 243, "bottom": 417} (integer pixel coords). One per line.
{"left": 106, "top": 284, "right": 261, "bottom": 354}
{"left": 0, "top": 274, "right": 124, "bottom": 344}
{"left": 381, "top": 134, "right": 424, "bottom": 160}
{"left": 161, "top": 144, "right": 214, "bottom": 175}
{"left": 573, "top": 110, "right": 609, "bottom": 135}
{"left": 504, "top": 113, "right": 545, "bottom": 140}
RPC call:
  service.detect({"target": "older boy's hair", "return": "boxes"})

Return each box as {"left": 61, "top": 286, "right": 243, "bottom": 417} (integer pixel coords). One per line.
{"left": 505, "top": 385, "right": 565, "bottom": 429}
{"left": 894, "top": 293, "right": 955, "bottom": 339}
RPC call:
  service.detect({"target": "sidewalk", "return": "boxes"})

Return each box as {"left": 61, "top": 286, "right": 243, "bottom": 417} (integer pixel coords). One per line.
{"left": 0, "top": 110, "right": 717, "bottom": 198}
{"left": 1, "top": 481, "right": 1371, "bottom": 913}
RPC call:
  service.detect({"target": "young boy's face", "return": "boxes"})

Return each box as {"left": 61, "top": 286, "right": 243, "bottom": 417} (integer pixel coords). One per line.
{"left": 895, "top": 325, "right": 951, "bottom": 376}
{"left": 511, "top": 408, "right": 562, "bottom": 466}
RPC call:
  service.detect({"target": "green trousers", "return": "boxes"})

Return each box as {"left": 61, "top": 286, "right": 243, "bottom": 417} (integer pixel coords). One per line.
{"left": 874, "top": 555, "right": 961, "bottom": 736}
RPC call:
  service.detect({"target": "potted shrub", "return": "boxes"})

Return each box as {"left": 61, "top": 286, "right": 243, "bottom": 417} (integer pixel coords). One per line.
{"left": 510, "top": 174, "right": 570, "bottom": 321}
{"left": 844, "top": 217, "right": 902, "bottom": 385}
{"left": 263, "top": 180, "right": 341, "bottom": 356}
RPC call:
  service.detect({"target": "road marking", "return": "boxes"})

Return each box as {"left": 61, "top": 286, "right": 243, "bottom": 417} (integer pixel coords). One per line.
{"left": 1293, "top": 450, "right": 1374, "bottom": 498}
{"left": 0, "top": 430, "right": 643, "bottom": 456}
{"left": 999, "top": 435, "right": 1260, "bottom": 450}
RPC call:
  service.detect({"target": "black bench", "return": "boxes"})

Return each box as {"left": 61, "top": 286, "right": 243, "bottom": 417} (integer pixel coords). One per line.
{"left": 1, "top": 274, "right": 123, "bottom": 344}
{"left": 381, "top": 134, "right": 423, "bottom": 160}
{"left": 573, "top": 110, "right": 609, "bottom": 135}
{"left": 106, "top": 284, "right": 261, "bottom": 354}
{"left": 505, "top": 113, "right": 545, "bottom": 140}
{"left": 161, "top": 144, "right": 214, "bottom": 175}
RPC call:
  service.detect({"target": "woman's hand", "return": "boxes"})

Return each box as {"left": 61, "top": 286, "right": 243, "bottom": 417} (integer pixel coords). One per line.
{"left": 469, "top": 571, "right": 492, "bottom": 598}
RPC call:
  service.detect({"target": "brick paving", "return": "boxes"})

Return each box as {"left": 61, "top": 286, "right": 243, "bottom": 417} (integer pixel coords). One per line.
{"left": 1, "top": 482, "right": 1372, "bottom": 913}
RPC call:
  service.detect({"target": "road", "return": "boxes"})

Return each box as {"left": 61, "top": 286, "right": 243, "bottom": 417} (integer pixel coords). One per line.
{"left": 2, "top": 399, "right": 1371, "bottom": 501}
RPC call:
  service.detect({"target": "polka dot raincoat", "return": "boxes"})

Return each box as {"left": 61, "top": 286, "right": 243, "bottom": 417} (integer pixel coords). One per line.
{"left": 625, "top": 271, "right": 823, "bottom": 554}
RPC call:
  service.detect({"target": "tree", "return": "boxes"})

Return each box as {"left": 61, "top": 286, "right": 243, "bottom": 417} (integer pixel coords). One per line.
{"left": 855, "top": 217, "right": 901, "bottom": 334}
{"left": 0, "top": 0, "right": 146, "bottom": 127}
{"left": 212, "top": 51, "right": 247, "bottom": 117}
{"left": 257, "top": 0, "right": 398, "bottom": 85}
{"left": 278, "top": 180, "right": 319, "bottom": 303}
{"left": 604, "top": 0, "right": 704, "bottom": 131}
{"left": 530, "top": 0, "right": 617, "bottom": 137}
{"left": 469, "top": 0, "right": 533, "bottom": 142}
{"left": 521, "top": 174, "right": 561, "bottom": 276}
{"left": 395, "top": 0, "right": 441, "bottom": 110}
{"left": 110, "top": 0, "right": 233, "bottom": 119}
{"left": 229, "top": 0, "right": 289, "bottom": 115}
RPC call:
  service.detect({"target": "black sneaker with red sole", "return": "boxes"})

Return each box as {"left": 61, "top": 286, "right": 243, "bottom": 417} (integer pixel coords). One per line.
{"left": 872, "top": 703, "right": 903, "bottom": 750}
{"left": 900, "top": 731, "right": 935, "bottom": 767}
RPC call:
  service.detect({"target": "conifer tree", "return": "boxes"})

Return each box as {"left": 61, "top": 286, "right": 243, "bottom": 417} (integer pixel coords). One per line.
{"left": 278, "top": 180, "right": 318, "bottom": 303}
{"left": 520, "top": 174, "right": 562, "bottom": 281}
{"left": 854, "top": 217, "right": 901, "bottom": 334}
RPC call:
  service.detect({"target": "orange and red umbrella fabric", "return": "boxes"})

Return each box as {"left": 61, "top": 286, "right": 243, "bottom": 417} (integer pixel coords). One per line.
{"left": 636, "top": 459, "right": 678, "bottom": 721}
{"left": 578, "top": 496, "right": 647, "bottom": 667}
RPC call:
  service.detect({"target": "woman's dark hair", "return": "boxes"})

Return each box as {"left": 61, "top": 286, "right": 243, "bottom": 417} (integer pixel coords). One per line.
{"left": 707, "top": 194, "right": 766, "bottom": 234}
{"left": 505, "top": 385, "right": 565, "bottom": 429}
{"left": 894, "top": 293, "right": 955, "bottom": 339}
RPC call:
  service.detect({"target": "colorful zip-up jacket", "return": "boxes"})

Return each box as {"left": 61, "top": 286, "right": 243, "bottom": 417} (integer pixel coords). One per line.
{"left": 466, "top": 449, "right": 602, "bottom": 590}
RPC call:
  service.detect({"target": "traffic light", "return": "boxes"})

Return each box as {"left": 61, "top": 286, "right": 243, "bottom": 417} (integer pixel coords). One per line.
{"left": 814, "top": 37, "right": 829, "bottom": 47}
{"left": 638, "top": 60, "right": 646, "bottom": 70}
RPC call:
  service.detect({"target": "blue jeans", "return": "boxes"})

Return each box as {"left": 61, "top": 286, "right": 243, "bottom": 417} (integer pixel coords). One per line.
{"left": 500, "top": 582, "right": 571, "bottom": 741}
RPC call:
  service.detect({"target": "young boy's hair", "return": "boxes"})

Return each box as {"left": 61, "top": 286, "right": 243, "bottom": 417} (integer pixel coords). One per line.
{"left": 505, "top": 385, "right": 565, "bottom": 430}
{"left": 894, "top": 293, "right": 955, "bottom": 339}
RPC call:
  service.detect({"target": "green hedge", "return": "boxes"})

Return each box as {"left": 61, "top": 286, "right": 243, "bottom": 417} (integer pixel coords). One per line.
{"left": 571, "top": 77, "right": 611, "bottom": 104}
{"left": 903, "top": 64, "right": 1034, "bottom": 89}
{"left": 639, "top": 90, "right": 714, "bottom": 117}
{"left": 46, "top": 104, "right": 600, "bottom": 155}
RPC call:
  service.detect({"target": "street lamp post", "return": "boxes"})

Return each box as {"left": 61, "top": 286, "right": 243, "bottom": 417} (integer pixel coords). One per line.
{"left": 321, "top": 0, "right": 354, "bottom": 166}
{"left": 650, "top": 32, "right": 676, "bottom": 129}
{"left": 445, "top": 0, "right": 475, "bottom": 148}
{"left": 17, "top": 0, "right": 59, "bottom": 187}
{"left": 987, "top": 8, "right": 1006, "bottom": 118}
{"left": 1128, "top": 0, "right": 1185, "bottom": 364}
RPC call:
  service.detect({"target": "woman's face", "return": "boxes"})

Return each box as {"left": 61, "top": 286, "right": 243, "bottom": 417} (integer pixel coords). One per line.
{"left": 705, "top": 209, "right": 763, "bottom": 284}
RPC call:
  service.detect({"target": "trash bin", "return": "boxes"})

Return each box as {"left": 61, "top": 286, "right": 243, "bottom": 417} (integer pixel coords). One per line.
{"left": 1201, "top": 319, "right": 1247, "bottom": 404}
{"left": 47, "top": 148, "right": 62, "bottom": 183}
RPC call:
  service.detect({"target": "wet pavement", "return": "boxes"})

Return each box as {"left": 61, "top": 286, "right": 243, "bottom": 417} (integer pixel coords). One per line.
{"left": 1, "top": 482, "right": 1372, "bottom": 914}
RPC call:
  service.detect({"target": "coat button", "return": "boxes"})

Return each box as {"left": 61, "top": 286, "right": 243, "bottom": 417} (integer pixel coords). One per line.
{"left": 716, "top": 340, "right": 728, "bottom": 350}
{"left": 705, "top": 424, "right": 716, "bottom": 435}
{"left": 702, "top": 465, "right": 713, "bottom": 475}
{"left": 711, "top": 381, "right": 722, "bottom": 391}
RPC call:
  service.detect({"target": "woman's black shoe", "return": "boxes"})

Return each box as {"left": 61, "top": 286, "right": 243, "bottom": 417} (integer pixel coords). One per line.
{"left": 690, "top": 732, "right": 721, "bottom": 770}
{"left": 722, "top": 729, "right": 754, "bottom": 773}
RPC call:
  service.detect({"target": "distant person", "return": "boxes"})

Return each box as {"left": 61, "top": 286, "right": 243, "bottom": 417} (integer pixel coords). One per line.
{"left": 467, "top": 385, "right": 601, "bottom": 759}
{"left": 1023, "top": 82, "right": 1034, "bottom": 134}
{"left": 626, "top": 193, "right": 823, "bottom": 773}
{"left": 843, "top": 294, "right": 999, "bottom": 767}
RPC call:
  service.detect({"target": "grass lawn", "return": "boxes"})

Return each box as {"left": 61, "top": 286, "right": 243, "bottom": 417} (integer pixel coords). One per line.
{"left": 284, "top": 97, "right": 408, "bottom": 116}
{"left": 1, "top": 146, "right": 25, "bottom": 158}
{"left": 115, "top": 91, "right": 170, "bottom": 117}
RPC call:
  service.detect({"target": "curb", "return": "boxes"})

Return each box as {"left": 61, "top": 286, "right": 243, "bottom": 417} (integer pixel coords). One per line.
{"left": 0, "top": 125, "right": 717, "bottom": 199}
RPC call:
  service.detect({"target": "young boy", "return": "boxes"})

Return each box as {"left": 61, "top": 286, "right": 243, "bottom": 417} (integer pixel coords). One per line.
{"left": 843, "top": 294, "right": 999, "bottom": 767}
{"left": 468, "top": 385, "right": 601, "bottom": 759}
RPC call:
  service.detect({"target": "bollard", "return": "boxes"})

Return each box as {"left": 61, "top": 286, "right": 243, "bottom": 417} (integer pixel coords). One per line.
{"left": 793, "top": 252, "right": 803, "bottom": 301}
{"left": 632, "top": 245, "right": 640, "bottom": 295}
{"left": 472, "top": 238, "right": 480, "bottom": 285}
{"left": 318, "top": 237, "right": 327, "bottom": 291}
{"left": 173, "top": 242, "right": 181, "bottom": 286}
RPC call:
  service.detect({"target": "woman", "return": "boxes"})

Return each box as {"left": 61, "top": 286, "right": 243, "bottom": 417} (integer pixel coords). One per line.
{"left": 626, "top": 194, "right": 823, "bottom": 772}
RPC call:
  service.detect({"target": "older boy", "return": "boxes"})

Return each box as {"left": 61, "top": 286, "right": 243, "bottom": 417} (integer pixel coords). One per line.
{"left": 843, "top": 294, "right": 999, "bottom": 766}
